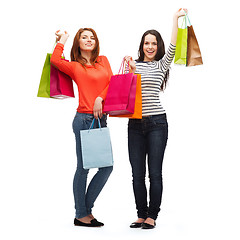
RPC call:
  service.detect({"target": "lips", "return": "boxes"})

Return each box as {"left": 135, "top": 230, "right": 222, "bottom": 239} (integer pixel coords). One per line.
{"left": 147, "top": 50, "right": 155, "bottom": 54}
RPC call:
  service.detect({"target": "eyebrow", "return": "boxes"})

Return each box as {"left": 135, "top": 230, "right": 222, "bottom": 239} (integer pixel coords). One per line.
{"left": 82, "top": 35, "right": 94, "bottom": 37}
{"left": 144, "top": 41, "right": 157, "bottom": 43}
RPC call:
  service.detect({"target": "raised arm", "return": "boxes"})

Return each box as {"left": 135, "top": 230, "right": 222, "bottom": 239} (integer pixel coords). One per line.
{"left": 171, "top": 8, "right": 188, "bottom": 45}
{"left": 50, "top": 30, "right": 75, "bottom": 79}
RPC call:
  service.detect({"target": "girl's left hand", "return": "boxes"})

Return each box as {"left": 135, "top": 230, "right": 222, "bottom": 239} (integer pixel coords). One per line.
{"left": 174, "top": 8, "right": 188, "bottom": 18}
{"left": 93, "top": 97, "right": 103, "bottom": 119}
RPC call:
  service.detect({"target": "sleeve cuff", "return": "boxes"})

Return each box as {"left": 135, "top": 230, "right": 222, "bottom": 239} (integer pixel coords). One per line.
{"left": 170, "top": 43, "right": 176, "bottom": 48}
{"left": 56, "top": 42, "right": 64, "bottom": 49}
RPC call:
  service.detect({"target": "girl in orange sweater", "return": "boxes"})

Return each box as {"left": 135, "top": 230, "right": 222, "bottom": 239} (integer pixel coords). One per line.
{"left": 51, "top": 28, "right": 113, "bottom": 227}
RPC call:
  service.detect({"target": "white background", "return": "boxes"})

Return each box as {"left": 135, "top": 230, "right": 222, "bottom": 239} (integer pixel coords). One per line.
{"left": 1, "top": 0, "right": 239, "bottom": 239}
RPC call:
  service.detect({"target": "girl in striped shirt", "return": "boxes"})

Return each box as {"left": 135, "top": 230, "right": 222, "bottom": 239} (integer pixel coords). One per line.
{"left": 125, "top": 8, "right": 188, "bottom": 229}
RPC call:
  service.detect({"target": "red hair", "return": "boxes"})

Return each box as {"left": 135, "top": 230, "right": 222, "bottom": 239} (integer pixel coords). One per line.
{"left": 70, "top": 28, "right": 100, "bottom": 67}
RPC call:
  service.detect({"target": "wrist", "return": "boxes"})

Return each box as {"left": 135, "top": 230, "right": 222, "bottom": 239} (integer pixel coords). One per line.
{"left": 173, "top": 14, "right": 179, "bottom": 21}
{"left": 59, "top": 35, "right": 68, "bottom": 45}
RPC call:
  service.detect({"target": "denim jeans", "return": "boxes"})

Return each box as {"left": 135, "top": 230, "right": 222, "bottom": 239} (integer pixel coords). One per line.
{"left": 72, "top": 112, "right": 113, "bottom": 219}
{"left": 128, "top": 114, "right": 168, "bottom": 220}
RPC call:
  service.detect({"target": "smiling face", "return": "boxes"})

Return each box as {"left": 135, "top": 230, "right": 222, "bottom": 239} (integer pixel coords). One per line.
{"left": 79, "top": 30, "right": 96, "bottom": 52}
{"left": 143, "top": 34, "right": 158, "bottom": 62}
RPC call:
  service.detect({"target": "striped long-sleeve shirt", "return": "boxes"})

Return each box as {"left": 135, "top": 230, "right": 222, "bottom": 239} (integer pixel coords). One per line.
{"left": 135, "top": 43, "right": 176, "bottom": 116}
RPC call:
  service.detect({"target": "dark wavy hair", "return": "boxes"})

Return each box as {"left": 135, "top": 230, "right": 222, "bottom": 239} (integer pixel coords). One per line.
{"left": 137, "top": 29, "right": 169, "bottom": 91}
{"left": 70, "top": 28, "right": 100, "bottom": 67}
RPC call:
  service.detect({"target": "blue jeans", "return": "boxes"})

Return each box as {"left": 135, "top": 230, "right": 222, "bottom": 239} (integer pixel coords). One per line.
{"left": 128, "top": 114, "right": 168, "bottom": 220}
{"left": 72, "top": 112, "right": 113, "bottom": 219}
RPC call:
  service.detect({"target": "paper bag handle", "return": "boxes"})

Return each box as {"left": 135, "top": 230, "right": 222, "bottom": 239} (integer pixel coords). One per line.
{"left": 89, "top": 118, "right": 101, "bottom": 130}
{"left": 118, "top": 58, "right": 130, "bottom": 75}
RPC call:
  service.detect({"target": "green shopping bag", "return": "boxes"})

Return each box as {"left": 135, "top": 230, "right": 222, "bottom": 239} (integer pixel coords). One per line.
{"left": 174, "top": 15, "right": 188, "bottom": 65}
{"left": 37, "top": 53, "right": 52, "bottom": 98}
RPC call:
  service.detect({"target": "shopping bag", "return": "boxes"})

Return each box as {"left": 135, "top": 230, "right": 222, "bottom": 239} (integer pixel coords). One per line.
{"left": 187, "top": 25, "right": 203, "bottom": 66}
{"left": 174, "top": 13, "right": 203, "bottom": 67}
{"left": 80, "top": 118, "right": 113, "bottom": 169}
{"left": 50, "top": 59, "right": 75, "bottom": 99}
{"left": 103, "top": 59, "right": 137, "bottom": 115}
{"left": 37, "top": 43, "right": 75, "bottom": 99}
{"left": 174, "top": 15, "right": 188, "bottom": 65}
{"left": 37, "top": 53, "right": 51, "bottom": 98}
{"left": 109, "top": 74, "right": 142, "bottom": 119}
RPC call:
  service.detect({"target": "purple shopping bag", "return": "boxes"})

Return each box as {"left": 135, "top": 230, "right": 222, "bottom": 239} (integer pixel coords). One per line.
{"left": 50, "top": 59, "right": 75, "bottom": 99}
{"left": 103, "top": 59, "right": 137, "bottom": 115}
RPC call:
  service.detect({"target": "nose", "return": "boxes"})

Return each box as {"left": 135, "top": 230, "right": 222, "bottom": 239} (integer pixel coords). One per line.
{"left": 149, "top": 43, "right": 153, "bottom": 49}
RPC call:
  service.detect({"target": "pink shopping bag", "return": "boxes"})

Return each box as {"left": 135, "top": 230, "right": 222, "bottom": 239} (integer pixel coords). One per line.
{"left": 103, "top": 60, "right": 137, "bottom": 115}
{"left": 50, "top": 59, "right": 75, "bottom": 99}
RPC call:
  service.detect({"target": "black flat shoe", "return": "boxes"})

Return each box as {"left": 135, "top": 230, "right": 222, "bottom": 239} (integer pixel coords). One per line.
{"left": 91, "top": 218, "right": 104, "bottom": 226}
{"left": 130, "top": 222, "right": 143, "bottom": 228}
{"left": 74, "top": 218, "right": 103, "bottom": 227}
{"left": 141, "top": 222, "right": 156, "bottom": 229}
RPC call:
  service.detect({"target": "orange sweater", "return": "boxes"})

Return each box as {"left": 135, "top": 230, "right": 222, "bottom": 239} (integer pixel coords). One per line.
{"left": 50, "top": 43, "right": 113, "bottom": 113}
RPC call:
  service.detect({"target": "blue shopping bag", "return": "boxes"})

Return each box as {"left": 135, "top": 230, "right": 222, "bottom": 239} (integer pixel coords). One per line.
{"left": 80, "top": 118, "right": 114, "bottom": 169}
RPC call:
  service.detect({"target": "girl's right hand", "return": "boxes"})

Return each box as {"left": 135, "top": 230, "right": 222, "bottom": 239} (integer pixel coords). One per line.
{"left": 55, "top": 30, "right": 69, "bottom": 45}
{"left": 124, "top": 56, "right": 136, "bottom": 73}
